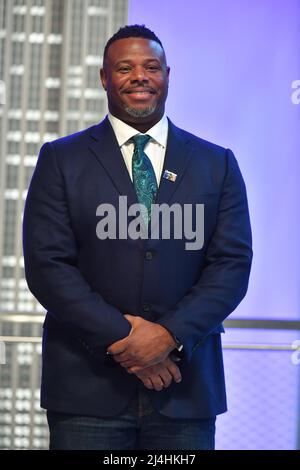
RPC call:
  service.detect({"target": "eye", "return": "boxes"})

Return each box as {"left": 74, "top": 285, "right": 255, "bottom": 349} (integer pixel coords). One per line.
{"left": 118, "top": 66, "right": 131, "bottom": 73}
{"left": 147, "top": 65, "right": 160, "bottom": 71}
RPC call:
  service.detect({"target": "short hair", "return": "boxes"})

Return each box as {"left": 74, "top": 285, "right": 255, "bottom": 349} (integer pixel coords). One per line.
{"left": 103, "top": 24, "right": 165, "bottom": 64}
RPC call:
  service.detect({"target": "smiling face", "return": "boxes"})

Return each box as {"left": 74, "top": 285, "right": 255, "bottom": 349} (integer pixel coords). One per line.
{"left": 100, "top": 37, "right": 170, "bottom": 132}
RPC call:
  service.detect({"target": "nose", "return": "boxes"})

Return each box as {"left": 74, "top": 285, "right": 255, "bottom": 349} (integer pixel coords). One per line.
{"left": 130, "top": 66, "right": 148, "bottom": 83}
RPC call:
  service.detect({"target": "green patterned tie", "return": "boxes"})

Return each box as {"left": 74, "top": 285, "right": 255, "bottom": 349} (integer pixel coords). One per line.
{"left": 131, "top": 134, "right": 158, "bottom": 224}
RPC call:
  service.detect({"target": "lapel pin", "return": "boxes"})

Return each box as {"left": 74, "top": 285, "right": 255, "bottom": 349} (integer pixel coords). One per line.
{"left": 163, "top": 170, "right": 177, "bottom": 182}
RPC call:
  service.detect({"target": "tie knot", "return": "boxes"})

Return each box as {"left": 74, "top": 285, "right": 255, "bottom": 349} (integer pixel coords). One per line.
{"left": 132, "top": 134, "right": 151, "bottom": 151}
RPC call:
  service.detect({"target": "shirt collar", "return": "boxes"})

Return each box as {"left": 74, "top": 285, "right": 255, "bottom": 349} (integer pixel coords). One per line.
{"left": 108, "top": 112, "right": 168, "bottom": 148}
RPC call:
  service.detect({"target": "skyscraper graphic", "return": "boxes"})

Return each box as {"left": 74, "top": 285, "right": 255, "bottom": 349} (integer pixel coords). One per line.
{"left": 0, "top": 0, "right": 128, "bottom": 449}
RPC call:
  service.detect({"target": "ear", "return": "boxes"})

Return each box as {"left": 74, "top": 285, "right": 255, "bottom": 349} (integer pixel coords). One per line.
{"left": 100, "top": 68, "right": 107, "bottom": 91}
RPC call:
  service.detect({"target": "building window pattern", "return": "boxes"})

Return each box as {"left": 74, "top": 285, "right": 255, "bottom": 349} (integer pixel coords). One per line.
{"left": 25, "top": 142, "right": 39, "bottom": 156}
{"left": 86, "top": 65, "right": 99, "bottom": 88}
{"left": 9, "top": 75, "right": 22, "bottom": 109}
{"left": 48, "top": 43, "right": 62, "bottom": 78}
{"left": 112, "top": 0, "right": 128, "bottom": 32}
{"left": 3, "top": 200, "right": 17, "bottom": 257}
{"left": 13, "top": 0, "right": 26, "bottom": 6}
{"left": 0, "top": 0, "right": 8, "bottom": 30}
{"left": 70, "top": 0, "right": 85, "bottom": 67}
{"left": 31, "top": 14, "right": 44, "bottom": 34}
{"left": 7, "top": 141, "right": 20, "bottom": 155}
{"left": 68, "top": 97, "right": 80, "bottom": 111}
{"left": 47, "top": 87, "right": 60, "bottom": 112}
{"left": 27, "top": 44, "right": 43, "bottom": 110}
{"left": 0, "top": 38, "right": 6, "bottom": 80}
{"left": 50, "top": 0, "right": 64, "bottom": 35}
{"left": 0, "top": 323, "right": 48, "bottom": 449}
{"left": 87, "top": 15, "right": 107, "bottom": 57}
{"left": 89, "top": 0, "right": 108, "bottom": 7}
{"left": 26, "top": 120, "right": 39, "bottom": 132}
{"left": 67, "top": 120, "right": 79, "bottom": 134}
{"left": 0, "top": 337, "right": 48, "bottom": 449}
{"left": 32, "top": 0, "right": 45, "bottom": 6}
{"left": 0, "top": 0, "right": 128, "bottom": 449}
{"left": 11, "top": 41, "right": 24, "bottom": 66}
{"left": 12, "top": 13, "right": 25, "bottom": 33}
{"left": 45, "top": 120, "right": 58, "bottom": 134}
{"left": 8, "top": 119, "right": 20, "bottom": 131}
{"left": 85, "top": 97, "right": 104, "bottom": 113}
{"left": 5, "top": 165, "right": 19, "bottom": 189}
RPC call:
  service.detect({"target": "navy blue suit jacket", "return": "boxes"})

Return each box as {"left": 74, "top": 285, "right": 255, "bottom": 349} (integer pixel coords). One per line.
{"left": 23, "top": 117, "right": 252, "bottom": 418}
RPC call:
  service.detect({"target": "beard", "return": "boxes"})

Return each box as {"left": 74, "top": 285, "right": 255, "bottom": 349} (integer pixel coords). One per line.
{"left": 123, "top": 104, "right": 157, "bottom": 118}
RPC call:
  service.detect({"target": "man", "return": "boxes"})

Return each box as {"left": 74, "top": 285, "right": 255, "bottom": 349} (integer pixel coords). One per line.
{"left": 23, "top": 25, "right": 252, "bottom": 450}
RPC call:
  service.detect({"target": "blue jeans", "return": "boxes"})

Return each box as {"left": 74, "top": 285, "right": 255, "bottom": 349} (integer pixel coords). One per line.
{"left": 47, "top": 386, "right": 216, "bottom": 450}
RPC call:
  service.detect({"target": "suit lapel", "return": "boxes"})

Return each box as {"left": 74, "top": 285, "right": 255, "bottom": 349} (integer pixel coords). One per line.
{"left": 155, "top": 119, "right": 194, "bottom": 206}
{"left": 88, "top": 117, "right": 138, "bottom": 209}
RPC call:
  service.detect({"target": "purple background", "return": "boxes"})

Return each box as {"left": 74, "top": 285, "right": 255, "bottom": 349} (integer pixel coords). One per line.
{"left": 129, "top": 0, "right": 300, "bottom": 321}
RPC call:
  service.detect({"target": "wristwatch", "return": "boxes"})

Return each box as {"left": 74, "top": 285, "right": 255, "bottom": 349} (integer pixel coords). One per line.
{"left": 174, "top": 336, "right": 184, "bottom": 352}
{"left": 170, "top": 336, "right": 184, "bottom": 362}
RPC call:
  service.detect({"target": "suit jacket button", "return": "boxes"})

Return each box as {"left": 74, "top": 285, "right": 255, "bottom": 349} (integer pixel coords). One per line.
{"left": 145, "top": 251, "right": 153, "bottom": 260}
{"left": 142, "top": 303, "right": 151, "bottom": 313}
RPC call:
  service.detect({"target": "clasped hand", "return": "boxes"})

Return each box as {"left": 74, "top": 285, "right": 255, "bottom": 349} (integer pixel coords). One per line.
{"left": 107, "top": 314, "right": 182, "bottom": 391}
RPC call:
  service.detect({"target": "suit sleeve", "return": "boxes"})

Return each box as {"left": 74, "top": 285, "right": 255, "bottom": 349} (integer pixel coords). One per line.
{"left": 23, "top": 142, "right": 131, "bottom": 357}
{"left": 156, "top": 149, "right": 253, "bottom": 362}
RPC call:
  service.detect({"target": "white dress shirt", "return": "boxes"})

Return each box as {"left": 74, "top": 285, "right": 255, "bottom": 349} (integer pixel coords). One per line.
{"left": 108, "top": 112, "right": 168, "bottom": 185}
